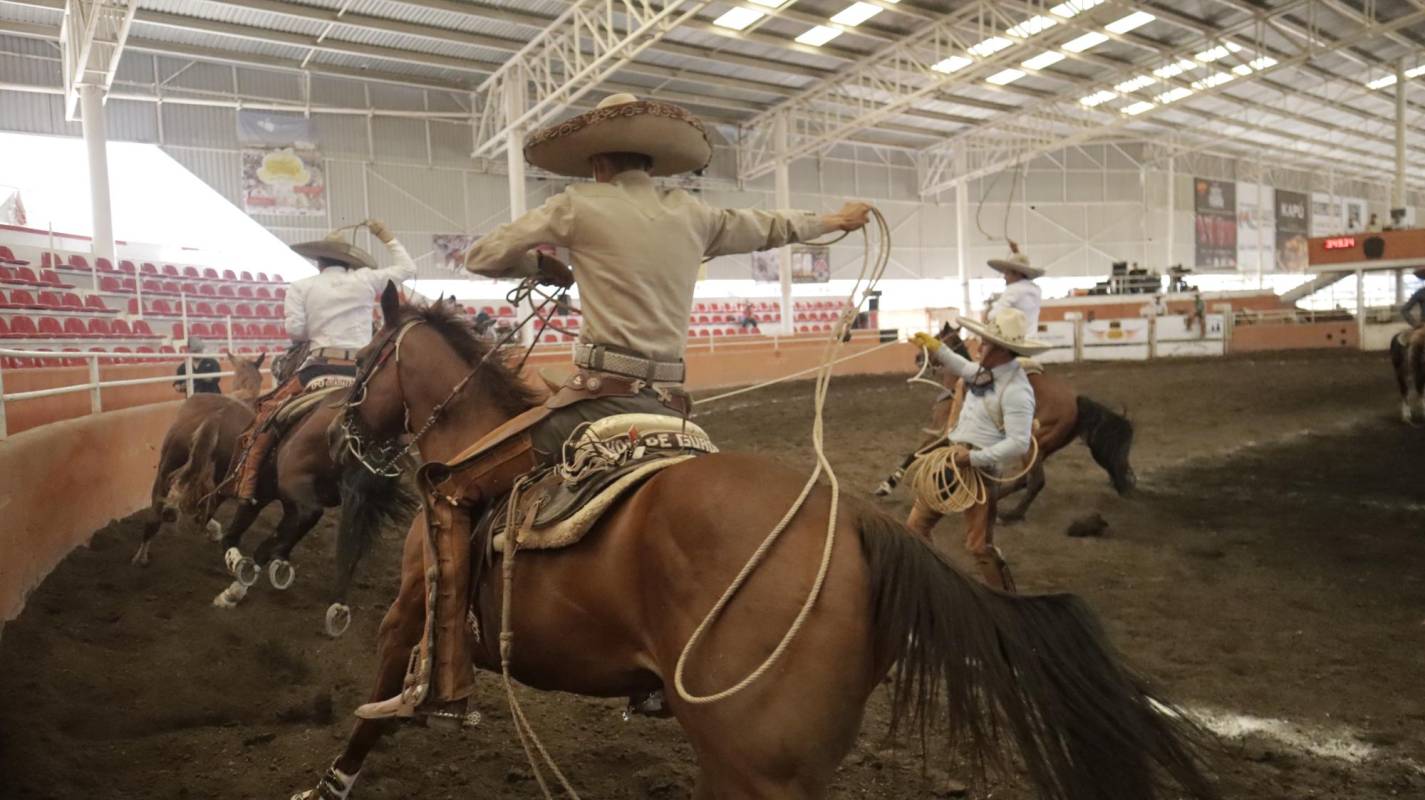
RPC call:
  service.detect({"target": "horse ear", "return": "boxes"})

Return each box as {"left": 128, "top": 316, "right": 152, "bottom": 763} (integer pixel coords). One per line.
{"left": 939, "top": 321, "right": 952, "bottom": 336}
{"left": 224, "top": 348, "right": 234, "bottom": 360}
{"left": 254, "top": 352, "right": 266, "bottom": 368}
{"left": 380, "top": 280, "right": 401, "bottom": 328}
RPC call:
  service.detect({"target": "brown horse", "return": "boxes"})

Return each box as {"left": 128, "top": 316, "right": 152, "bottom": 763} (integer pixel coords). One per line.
{"left": 131, "top": 350, "right": 265, "bottom": 566}
{"left": 876, "top": 323, "right": 1135, "bottom": 522}
{"left": 290, "top": 284, "right": 1216, "bottom": 800}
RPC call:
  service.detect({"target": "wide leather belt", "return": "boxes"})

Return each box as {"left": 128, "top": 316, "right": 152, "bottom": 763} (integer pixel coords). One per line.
{"left": 311, "top": 346, "right": 361, "bottom": 361}
{"left": 574, "top": 343, "right": 685, "bottom": 384}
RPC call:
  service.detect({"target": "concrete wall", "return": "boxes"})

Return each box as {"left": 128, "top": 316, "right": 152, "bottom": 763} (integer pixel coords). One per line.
{"left": 0, "top": 402, "right": 179, "bottom": 633}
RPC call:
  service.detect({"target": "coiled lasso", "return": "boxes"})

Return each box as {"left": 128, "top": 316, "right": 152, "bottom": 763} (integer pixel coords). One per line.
{"left": 905, "top": 434, "right": 1039, "bottom": 514}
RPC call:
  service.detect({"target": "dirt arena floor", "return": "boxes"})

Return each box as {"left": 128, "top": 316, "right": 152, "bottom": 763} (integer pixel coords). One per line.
{"left": 3, "top": 348, "right": 1423, "bottom": 799}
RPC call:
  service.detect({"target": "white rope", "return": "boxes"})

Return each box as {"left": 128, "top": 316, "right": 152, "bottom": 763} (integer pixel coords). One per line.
{"left": 904, "top": 436, "right": 1039, "bottom": 515}
{"left": 905, "top": 345, "right": 946, "bottom": 390}
{"left": 673, "top": 207, "right": 893, "bottom": 705}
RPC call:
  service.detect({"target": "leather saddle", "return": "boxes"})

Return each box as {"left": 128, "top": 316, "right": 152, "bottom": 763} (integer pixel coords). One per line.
{"left": 479, "top": 413, "right": 717, "bottom": 554}
{"left": 272, "top": 385, "right": 345, "bottom": 430}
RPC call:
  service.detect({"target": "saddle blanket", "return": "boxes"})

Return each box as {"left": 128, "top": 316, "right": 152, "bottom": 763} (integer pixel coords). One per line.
{"left": 487, "top": 413, "right": 716, "bottom": 554}
{"left": 273, "top": 385, "right": 345, "bottom": 428}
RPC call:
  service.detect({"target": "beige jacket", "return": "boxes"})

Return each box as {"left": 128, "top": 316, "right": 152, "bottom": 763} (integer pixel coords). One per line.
{"left": 463, "top": 170, "right": 833, "bottom": 362}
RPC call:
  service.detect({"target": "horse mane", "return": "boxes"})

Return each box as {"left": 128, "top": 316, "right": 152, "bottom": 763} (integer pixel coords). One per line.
{"left": 393, "top": 299, "right": 541, "bottom": 416}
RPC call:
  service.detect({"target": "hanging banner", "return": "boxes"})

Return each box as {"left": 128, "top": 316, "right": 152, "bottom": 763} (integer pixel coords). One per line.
{"left": 1274, "top": 189, "right": 1310, "bottom": 272}
{"left": 1235, "top": 183, "right": 1275, "bottom": 274}
{"left": 433, "top": 234, "right": 478, "bottom": 270}
{"left": 791, "top": 245, "right": 831, "bottom": 283}
{"left": 238, "top": 111, "right": 326, "bottom": 216}
{"left": 1309, "top": 193, "right": 1369, "bottom": 236}
{"left": 750, "top": 250, "right": 779, "bottom": 282}
{"left": 1193, "top": 178, "right": 1237, "bottom": 271}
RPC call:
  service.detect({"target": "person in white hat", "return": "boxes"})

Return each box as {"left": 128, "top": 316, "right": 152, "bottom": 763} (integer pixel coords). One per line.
{"left": 229, "top": 219, "right": 415, "bottom": 503}
{"left": 985, "top": 240, "right": 1044, "bottom": 332}
{"left": 907, "top": 307, "right": 1049, "bottom": 591}
{"left": 355, "top": 93, "right": 872, "bottom": 725}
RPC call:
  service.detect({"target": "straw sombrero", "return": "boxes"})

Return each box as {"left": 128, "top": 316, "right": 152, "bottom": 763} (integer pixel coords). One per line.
{"left": 959, "top": 308, "right": 1050, "bottom": 356}
{"left": 523, "top": 93, "right": 713, "bottom": 178}
{"left": 291, "top": 231, "right": 376, "bottom": 270}
{"left": 986, "top": 251, "right": 1044, "bottom": 279}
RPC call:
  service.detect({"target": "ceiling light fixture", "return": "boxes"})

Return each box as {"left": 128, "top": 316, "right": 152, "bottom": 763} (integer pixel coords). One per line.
{"left": 1122, "top": 100, "right": 1155, "bottom": 115}
{"left": 1366, "top": 74, "right": 1398, "bottom": 90}
{"left": 1105, "top": 11, "right": 1154, "bottom": 34}
{"left": 830, "top": 2, "right": 882, "bottom": 27}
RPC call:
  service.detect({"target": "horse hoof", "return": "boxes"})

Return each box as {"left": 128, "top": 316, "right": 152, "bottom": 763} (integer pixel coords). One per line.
{"left": 213, "top": 581, "right": 248, "bottom": 608}
{"left": 205, "top": 518, "right": 223, "bottom": 541}
{"left": 872, "top": 482, "right": 893, "bottom": 497}
{"left": 130, "top": 544, "right": 150, "bottom": 567}
{"left": 268, "top": 559, "right": 296, "bottom": 590}
{"left": 225, "top": 548, "right": 260, "bottom": 587}
{"left": 325, "top": 603, "right": 352, "bottom": 638}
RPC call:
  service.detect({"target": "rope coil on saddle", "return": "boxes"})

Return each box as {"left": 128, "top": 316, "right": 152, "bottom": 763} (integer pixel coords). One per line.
{"left": 672, "top": 207, "right": 892, "bottom": 705}
{"left": 903, "top": 436, "right": 1039, "bottom": 515}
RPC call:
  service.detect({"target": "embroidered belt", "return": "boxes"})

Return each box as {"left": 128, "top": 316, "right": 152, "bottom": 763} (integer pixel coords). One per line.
{"left": 310, "top": 346, "right": 361, "bottom": 361}
{"left": 573, "top": 343, "right": 684, "bottom": 384}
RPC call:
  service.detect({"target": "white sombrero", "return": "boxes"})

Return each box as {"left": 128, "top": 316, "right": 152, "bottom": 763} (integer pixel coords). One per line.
{"left": 523, "top": 93, "right": 713, "bottom": 179}
{"left": 291, "top": 231, "right": 376, "bottom": 270}
{"left": 986, "top": 251, "right": 1044, "bottom": 279}
{"left": 959, "top": 307, "right": 1050, "bottom": 356}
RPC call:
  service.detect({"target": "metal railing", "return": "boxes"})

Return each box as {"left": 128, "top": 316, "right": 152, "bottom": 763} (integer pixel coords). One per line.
{"left": 0, "top": 347, "right": 264, "bottom": 440}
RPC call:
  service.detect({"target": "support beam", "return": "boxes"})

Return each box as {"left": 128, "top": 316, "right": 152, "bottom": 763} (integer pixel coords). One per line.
{"left": 955, "top": 163, "right": 969, "bottom": 317}
{"left": 774, "top": 114, "right": 794, "bottom": 337}
{"left": 1394, "top": 59, "right": 1408, "bottom": 221}
{"left": 78, "top": 82, "right": 114, "bottom": 264}
{"left": 504, "top": 71, "right": 534, "bottom": 347}
{"left": 470, "top": 0, "right": 714, "bottom": 160}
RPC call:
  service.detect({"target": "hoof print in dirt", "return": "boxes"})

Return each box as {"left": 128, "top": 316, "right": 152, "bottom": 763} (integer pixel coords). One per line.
{"left": 1066, "top": 513, "right": 1108, "bottom": 538}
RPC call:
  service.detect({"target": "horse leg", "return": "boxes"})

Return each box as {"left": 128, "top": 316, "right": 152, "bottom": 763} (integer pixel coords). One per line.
{"left": 873, "top": 450, "right": 918, "bottom": 497}
{"left": 998, "top": 462, "right": 1046, "bottom": 523}
{"left": 290, "top": 522, "right": 426, "bottom": 800}
{"left": 213, "top": 501, "right": 266, "bottom": 607}
{"left": 255, "top": 501, "right": 323, "bottom": 591}
{"left": 131, "top": 502, "right": 168, "bottom": 567}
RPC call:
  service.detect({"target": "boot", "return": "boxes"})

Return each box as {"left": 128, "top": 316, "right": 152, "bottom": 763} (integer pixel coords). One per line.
{"left": 233, "top": 429, "right": 275, "bottom": 503}
{"left": 974, "top": 547, "right": 1016, "bottom": 593}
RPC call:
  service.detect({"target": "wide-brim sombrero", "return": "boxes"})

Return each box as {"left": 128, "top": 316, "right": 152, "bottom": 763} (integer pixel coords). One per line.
{"left": 291, "top": 234, "right": 376, "bottom": 270}
{"left": 524, "top": 93, "right": 712, "bottom": 179}
{"left": 986, "top": 251, "right": 1044, "bottom": 279}
{"left": 959, "top": 308, "right": 1050, "bottom": 356}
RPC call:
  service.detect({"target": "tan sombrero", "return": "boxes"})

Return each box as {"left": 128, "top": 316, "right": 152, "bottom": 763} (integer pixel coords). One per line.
{"left": 960, "top": 307, "right": 1050, "bottom": 356}
{"left": 291, "top": 231, "right": 376, "bottom": 270}
{"left": 986, "top": 251, "right": 1044, "bottom": 279}
{"left": 524, "top": 93, "right": 713, "bottom": 178}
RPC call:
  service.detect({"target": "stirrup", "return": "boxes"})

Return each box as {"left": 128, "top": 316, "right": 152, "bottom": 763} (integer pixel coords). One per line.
{"left": 354, "top": 693, "right": 481, "bottom": 729}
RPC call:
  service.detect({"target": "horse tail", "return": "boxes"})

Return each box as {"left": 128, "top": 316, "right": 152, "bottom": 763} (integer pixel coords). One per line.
{"left": 858, "top": 511, "right": 1217, "bottom": 800}
{"left": 333, "top": 465, "right": 417, "bottom": 602}
{"left": 1074, "top": 395, "right": 1136, "bottom": 495}
{"left": 171, "top": 417, "right": 221, "bottom": 517}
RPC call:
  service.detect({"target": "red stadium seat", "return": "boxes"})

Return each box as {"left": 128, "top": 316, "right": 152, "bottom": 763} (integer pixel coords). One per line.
{"left": 10, "top": 289, "right": 42, "bottom": 308}
{"left": 70, "top": 255, "right": 91, "bottom": 270}
{"left": 210, "top": 321, "right": 227, "bottom": 338}
{"left": 119, "top": 277, "right": 136, "bottom": 292}
{"left": 237, "top": 285, "right": 254, "bottom": 299}
{"left": 36, "top": 317, "right": 62, "bottom": 336}
{"left": 261, "top": 323, "right": 282, "bottom": 338}
{"left": 253, "top": 304, "right": 271, "bottom": 319}
{"left": 195, "top": 301, "right": 215, "bottom": 317}
{"left": 40, "top": 252, "right": 57, "bottom": 268}
{"left": 15, "top": 266, "right": 39, "bottom": 284}
{"left": 0, "top": 266, "right": 17, "bottom": 284}
{"left": 161, "top": 281, "right": 180, "bottom": 294}
{"left": 221, "top": 269, "right": 237, "bottom": 282}
{"left": 9, "top": 316, "right": 38, "bottom": 337}
{"left": 39, "top": 270, "right": 68, "bottom": 288}
{"left": 198, "top": 284, "right": 216, "bottom": 297}
{"left": 118, "top": 260, "right": 136, "bottom": 274}
{"left": 160, "top": 345, "right": 176, "bottom": 354}
{"left": 202, "top": 268, "right": 218, "bottom": 280}
{"left": 0, "top": 317, "right": 10, "bottom": 337}
{"left": 36, "top": 291, "right": 60, "bottom": 309}
{"left": 217, "top": 285, "right": 236, "bottom": 299}
{"left": 150, "top": 298, "right": 172, "bottom": 315}
{"left": 83, "top": 295, "right": 111, "bottom": 313}
{"left": 170, "top": 322, "right": 186, "bottom": 339}
{"left": 87, "top": 318, "right": 112, "bottom": 337}
{"left": 190, "top": 321, "right": 212, "bottom": 338}
{"left": 214, "top": 302, "right": 233, "bottom": 317}
{"left": 498, "top": 306, "right": 514, "bottom": 317}
{"left": 132, "top": 320, "right": 155, "bottom": 337}
{"left": 0, "top": 290, "right": 13, "bottom": 309}
{"left": 180, "top": 281, "right": 198, "bottom": 295}
{"left": 96, "top": 258, "right": 115, "bottom": 273}
{"left": 142, "top": 279, "right": 162, "bottom": 294}
{"left": 140, "top": 262, "right": 158, "bottom": 276}
{"left": 183, "top": 265, "right": 200, "bottom": 278}
{"left": 61, "top": 292, "right": 83, "bottom": 311}
{"left": 273, "top": 287, "right": 286, "bottom": 300}
{"left": 127, "top": 298, "right": 140, "bottom": 315}
{"left": 255, "top": 287, "right": 272, "bottom": 300}
{"left": 234, "top": 303, "right": 253, "bottom": 318}
{"left": 110, "top": 319, "right": 133, "bottom": 337}
{"left": 239, "top": 270, "right": 253, "bottom": 282}
{"left": 256, "top": 272, "right": 270, "bottom": 282}
{"left": 162, "top": 264, "right": 180, "bottom": 277}
{"left": 136, "top": 345, "right": 155, "bottom": 355}
{"left": 0, "top": 246, "right": 29, "bottom": 266}
{"left": 62, "top": 317, "right": 87, "bottom": 337}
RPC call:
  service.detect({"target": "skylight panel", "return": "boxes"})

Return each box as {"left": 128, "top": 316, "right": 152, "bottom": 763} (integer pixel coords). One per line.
{"left": 1156, "top": 87, "right": 1193, "bottom": 103}
{"left": 968, "top": 37, "right": 1013, "bottom": 57}
{"left": 1122, "top": 101, "right": 1155, "bottom": 116}
{"left": 714, "top": 7, "right": 765, "bottom": 30}
{"left": 830, "top": 2, "right": 881, "bottom": 27}
{"left": 1195, "top": 42, "right": 1243, "bottom": 63}
{"left": 748, "top": 0, "right": 793, "bottom": 6}
{"left": 931, "top": 55, "right": 973, "bottom": 74}
{"left": 1153, "top": 59, "right": 1198, "bottom": 79}
{"left": 1114, "top": 75, "right": 1157, "bottom": 93}
{"left": 795, "top": 25, "right": 842, "bottom": 46}
{"left": 986, "top": 68, "right": 1026, "bottom": 85}
{"left": 1105, "top": 11, "right": 1154, "bottom": 34}
{"left": 1366, "top": 74, "right": 1398, "bottom": 90}
{"left": 1079, "top": 90, "right": 1118, "bottom": 107}
{"left": 1190, "top": 71, "right": 1235, "bottom": 90}
{"left": 1249, "top": 57, "right": 1278, "bottom": 70}
{"left": 1021, "top": 51, "right": 1066, "bottom": 70}
{"left": 1049, "top": 0, "right": 1104, "bottom": 19}
{"left": 1063, "top": 32, "right": 1109, "bottom": 52}
{"left": 1231, "top": 64, "right": 1253, "bottom": 76}
{"left": 1007, "top": 15, "right": 1057, "bottom": 38}
{"left": 1406, "top": 65, "right": 1425, "bottom": 78}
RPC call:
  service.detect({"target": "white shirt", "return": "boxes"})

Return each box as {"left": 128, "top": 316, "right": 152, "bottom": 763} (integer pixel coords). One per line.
{"left": 932, "top": 347, "right": 1036, "bottom": 473}
{"left": 284, "top": 240, "right": 417, "bottom": 350}
{"left": 990, "top": 279, "right": 1042, "bottom": 333}
{"left": 463, "top": 170, "right": 832, "bottom": 362}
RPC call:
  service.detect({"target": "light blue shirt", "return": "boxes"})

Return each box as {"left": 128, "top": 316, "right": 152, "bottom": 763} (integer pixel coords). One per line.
{"left": 933, "top": 347, "right": 1036, "bottom": 472}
